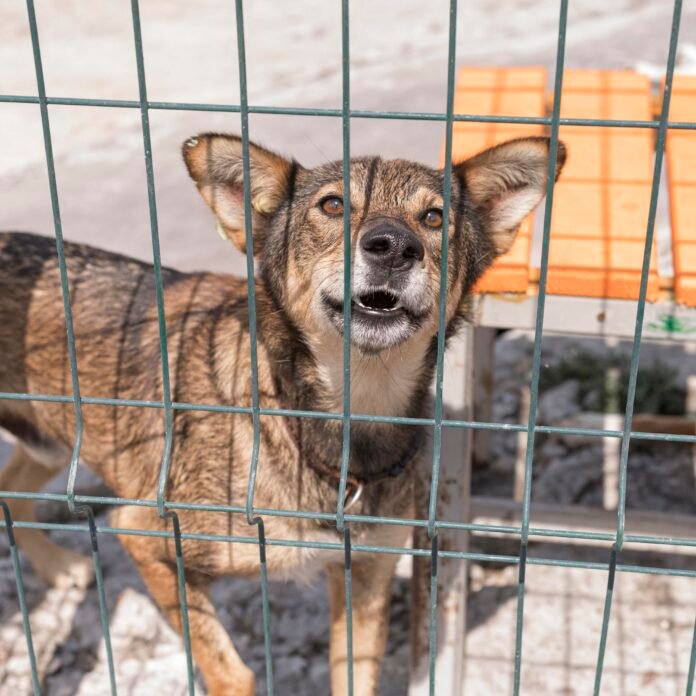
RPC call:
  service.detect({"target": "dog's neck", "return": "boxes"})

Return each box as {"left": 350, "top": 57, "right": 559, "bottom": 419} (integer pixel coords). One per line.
{"left": 307, "top": 330, "right": 431, "bottom": 418}
{"left": 254, "top": 285, "right": 434, "bottom": 488}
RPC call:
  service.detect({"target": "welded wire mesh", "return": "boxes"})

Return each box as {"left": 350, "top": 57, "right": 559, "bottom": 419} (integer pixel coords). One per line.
{"left": 1, "top": 1, "right": 695, "bottom": 695}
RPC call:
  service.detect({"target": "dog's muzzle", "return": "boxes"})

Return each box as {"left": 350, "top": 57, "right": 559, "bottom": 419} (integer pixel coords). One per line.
{"left": 320, "top": 219, "right": 431, "bottom": 351}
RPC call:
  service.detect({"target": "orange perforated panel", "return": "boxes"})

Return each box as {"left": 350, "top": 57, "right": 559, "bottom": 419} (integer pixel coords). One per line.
{"left": 666, "top": 75, "right": 696, "bottom": 306}
{"left": 548, "top": 69, "right": 659, "bottom": 301}
{"left": 448, "top": 66, "right": 547, "bottom": 293}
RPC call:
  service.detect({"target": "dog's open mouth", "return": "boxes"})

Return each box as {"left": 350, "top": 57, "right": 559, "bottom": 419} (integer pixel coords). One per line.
{"left": 322, "top": 290, "right": 405, "bottom": 320}
{"left": 321, "top": 289, "right": 425, "bottom": 351}
{"left": 355, "top": 290, "right": 402, "bottom": 314}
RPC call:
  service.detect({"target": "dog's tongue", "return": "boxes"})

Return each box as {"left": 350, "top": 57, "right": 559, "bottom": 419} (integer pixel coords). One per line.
{"left": 359, "top": 290, "right": 398, "bottom": 311}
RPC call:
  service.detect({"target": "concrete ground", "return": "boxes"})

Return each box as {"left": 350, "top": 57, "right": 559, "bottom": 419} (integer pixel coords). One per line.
{"left": 3, "top": 0, "right": 696, "bottom": 274}
{"left": 1, "top": 1, "right": 696, "bottom": 694}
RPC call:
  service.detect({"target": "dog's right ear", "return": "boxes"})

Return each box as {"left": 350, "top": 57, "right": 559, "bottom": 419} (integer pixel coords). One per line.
{"left": 182, "top": 133, "right": 296, "bottom": 255}
{"left": 454, "top": 136, "right": 566, "bottom": 256}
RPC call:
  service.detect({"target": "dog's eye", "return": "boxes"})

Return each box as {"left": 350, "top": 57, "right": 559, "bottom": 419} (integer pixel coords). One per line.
{"left": 319, "top": 196, "right": 344, "bottom": 216}
{"left": 422, "top": 209, "right": 443, "bottom": 229}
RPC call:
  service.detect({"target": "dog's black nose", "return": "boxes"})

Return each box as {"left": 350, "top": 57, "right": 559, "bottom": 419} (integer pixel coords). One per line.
{"left": 360, "top": 224, "right": 425, "bottom": 271}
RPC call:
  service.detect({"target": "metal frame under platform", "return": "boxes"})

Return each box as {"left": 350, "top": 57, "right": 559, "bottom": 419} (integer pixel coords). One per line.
{"left": 476, "top": 291, "right": 696, "bottom": 342}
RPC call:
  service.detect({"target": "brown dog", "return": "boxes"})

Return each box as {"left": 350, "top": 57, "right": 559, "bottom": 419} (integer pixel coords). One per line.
{"left": 0, "top": 134, "right": 565, "bottom": 694}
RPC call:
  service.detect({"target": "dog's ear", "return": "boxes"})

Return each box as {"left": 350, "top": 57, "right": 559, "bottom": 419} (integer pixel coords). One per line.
{"left": 454, "top": 136, "right": 566, "bottom": 255}
{"left": 182, "top": 133, "right": 296, "bottom": 255}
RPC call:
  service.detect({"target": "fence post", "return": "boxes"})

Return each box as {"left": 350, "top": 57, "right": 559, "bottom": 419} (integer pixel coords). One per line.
{"left": 410, "top": 326, "right": 473, "bottom": 695}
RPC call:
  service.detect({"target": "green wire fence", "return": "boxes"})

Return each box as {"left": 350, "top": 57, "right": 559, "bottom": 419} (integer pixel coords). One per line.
{"left": 1, "top": 0, "right": 695, "bottom": 694}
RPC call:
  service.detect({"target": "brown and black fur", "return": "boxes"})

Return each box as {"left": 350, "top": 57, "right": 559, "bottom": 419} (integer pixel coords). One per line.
{"left": 0, "top": 133, "right": 565, "bottom": 695}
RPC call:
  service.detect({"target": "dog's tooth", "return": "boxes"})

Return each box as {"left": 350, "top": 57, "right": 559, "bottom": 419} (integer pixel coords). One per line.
{"left": 185, "top": 137, "right": 199, "bottom": 148}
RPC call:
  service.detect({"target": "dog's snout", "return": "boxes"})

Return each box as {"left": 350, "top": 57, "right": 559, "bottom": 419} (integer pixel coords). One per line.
{"left": 360, "top": 224, "right": 425, "bottom": 271}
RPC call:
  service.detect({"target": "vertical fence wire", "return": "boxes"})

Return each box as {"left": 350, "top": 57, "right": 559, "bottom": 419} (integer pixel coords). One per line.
{"left": 613, "top": 0, "right": 683, "bottom": 553}
{"left": 234, "top": 0, "right": 262, "bottom": 527}
{"left": 511, "top": 2, "right": 569, "bottom": 693}
{"left": 128, "top": 0, "right": 175, "bottom": 520}
{"left": 343, "top": 526, "right": 355, "bottom": 695}
{"left": 0, "top": 502, "right": 40, "bottom": 696}
{"left": 335, "top": 0, "right": 353, "bottom": 531}
{"left": 18, "top": 1, "right": 83, "bottom": 689}
{"left": 255, "top": 522, "right": 275, "bottom": 692}
{"left": 24, "top": 0, "right": 84, "bottom": 515}
{"left": 592, "top": 548, "right": 617, "bottom": 696}
{"left": 79, "top": 507, "right": 118, "bottom": 696}
{"left": 592, "top": 3, "right": 683, "bottom": 691}
{"left": 687, "top": 617, "right": 696, "bottom": 696}
{"left": 232, "top": 0, "right": 275, "bottom": 691}
{"left": 426, "top": 0, "right": 458, "bottom": 539}
{"left": 335, "top": 1, "right": 354, "bottom": 691}
{"left": 129, "top": 2, "right": 195, "bottom": 693}
{"left": 427, "top": 534, "right": 440, "bottom": 696}
{"left": 170, "top": 513, "right": 195, "bottom": 695}
{"left": 425, "top": 2, "right": 458, "bottom": 691}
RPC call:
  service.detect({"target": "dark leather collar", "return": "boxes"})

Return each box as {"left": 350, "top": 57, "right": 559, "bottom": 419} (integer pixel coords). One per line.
{"left": 273, "top": 375, "right": 424, "bottom": 511}
{"left": 303, "top": 426, "right": 424, "bottom": 512}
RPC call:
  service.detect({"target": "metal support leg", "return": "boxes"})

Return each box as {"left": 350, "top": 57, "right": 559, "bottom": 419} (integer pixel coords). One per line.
{"left": 602, "top": 338, "right": 621, "bottom": 510}
{"left": 514, "top": 375, "right": 531, "bottom": 502}
{"left": 472, "top": 327, "right": 496, "bottom": 468}
{"left": 409, "top": 327, "right": 473, "bottom": 695}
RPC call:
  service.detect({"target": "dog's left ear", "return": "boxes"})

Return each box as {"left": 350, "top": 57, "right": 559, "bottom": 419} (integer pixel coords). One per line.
{"left": 454, "top": 136, "right": 566, "bottom": 255}
{"left": 182, "top": 133, "right": 296, "bottom": 255}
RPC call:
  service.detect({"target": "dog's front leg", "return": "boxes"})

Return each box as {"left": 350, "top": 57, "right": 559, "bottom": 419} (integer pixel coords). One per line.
{"left": 136, "top": 559, "right": 255, "bottom": 695}
{"left": 326, "top": 553, "right": 398, "bottom": 696}
{"left": 118, "top": 524, "right": 255, "bottom": 696}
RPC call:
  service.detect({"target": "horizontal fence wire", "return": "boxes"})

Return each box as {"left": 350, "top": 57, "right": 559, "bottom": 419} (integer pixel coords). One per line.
{"left": 3, "top": 392, "right": 696, "bottom": 443}
{"left": 2, "top": 93, "right": 696, "bottom": 131}
{"left": 1, "top": 517, "right": 696, "bottom": 579}
{"left": 1, "top": 0, "right": 695, "bottom": 694}
{"left": 1, "top": 490, "right": 695, "bottom": 549}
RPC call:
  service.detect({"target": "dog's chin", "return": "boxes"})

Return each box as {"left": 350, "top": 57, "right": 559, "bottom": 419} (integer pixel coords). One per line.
{"left": 321, "top": 292, "right": 426, "bottom": 354}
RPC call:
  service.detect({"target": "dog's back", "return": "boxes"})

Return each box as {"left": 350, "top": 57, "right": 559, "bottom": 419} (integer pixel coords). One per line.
{"left": 0, "top": 231, "right": 167, "bottom": 394}
{"left": 0, "top": 231, "right": 255, "bottom": 499}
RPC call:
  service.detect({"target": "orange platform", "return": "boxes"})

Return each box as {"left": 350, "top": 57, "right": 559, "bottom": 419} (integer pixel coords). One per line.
{"left": 450, "top": 66, "right": 547, "bottom": 293}
{"left": 551, "top": 69, "right": 659, "bottom": 301}
{"left": 666, "top": 75, "right": 696, "bottom": 306}
{"left": 450, "top": 67, "right": 664, "bottom": 303}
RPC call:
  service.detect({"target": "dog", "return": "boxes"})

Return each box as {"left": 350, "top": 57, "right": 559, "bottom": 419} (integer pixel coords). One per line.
{"left": 0, "top": 133, "right": 565, "bottom": 695}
